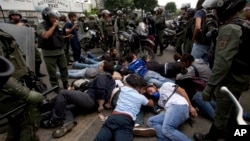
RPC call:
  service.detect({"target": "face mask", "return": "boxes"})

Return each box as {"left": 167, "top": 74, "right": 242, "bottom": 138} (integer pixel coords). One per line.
{"left": 152, "top": 92, "right": 160, "bottom": 99}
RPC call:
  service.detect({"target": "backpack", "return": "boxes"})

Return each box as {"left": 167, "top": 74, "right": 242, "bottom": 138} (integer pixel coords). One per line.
{"left": 197, "top": 9, "right": 219, "bottom": 45}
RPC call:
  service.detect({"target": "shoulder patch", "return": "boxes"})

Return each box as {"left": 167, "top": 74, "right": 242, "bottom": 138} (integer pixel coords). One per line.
{"left": 218, "top": 36, "right": 230, "bottom": 49}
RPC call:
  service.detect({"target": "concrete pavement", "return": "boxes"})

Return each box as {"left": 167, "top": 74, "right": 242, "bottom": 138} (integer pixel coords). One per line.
{"left": 0, "top": 46, "right": 249, "bottom": 141}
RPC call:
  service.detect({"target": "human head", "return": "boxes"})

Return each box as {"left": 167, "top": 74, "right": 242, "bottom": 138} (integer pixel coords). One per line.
{"left": 126, "top": 52, "right": 137, "bottom": 63}
{"left": 181, "top": 53, "right": 194, "bottom": 67}
{"left": 202, "top": 0, "right": 246, "bottom": 22}
{"left": 146, "top": 84, "right": 157, "bottom": 96}
{"left": 117, "top": 10, "right": 123, "bottom": 16}
{"left": 59, "top": 14, "right": 67, "bottom": 22}
{"left": 156, "top": 7, "right": 164, "bottom": 15}
{"left": 181, "top": 3, "right": 191, "bottom": 16}
{"left": 41, "top": 7, "right": 61, "bottom": 24}
{"left": 88, "top": 14, "right": 95, "bottom": 20}
{"left": 187, "top": 8, "right": 196, "bottom": 18}
{"left": 78, "top": 14, "right": 85, "bottom": 21}
{"left": 99, "top": 61, "right": 115, "bottom": 74}
{"left": 102, "top": 10, "right": 110, "bottom": 18}
{"left": 8, "top": 10, "right": 22, "bottom": 24}
{"left": 68, "top": 12, "right": 77, "bottom": 22}
{"left": 109, "top": 48, "right": 118, "bottom": 57}
{"left": 124, "top": 74, "right": 147, "bottom": 93}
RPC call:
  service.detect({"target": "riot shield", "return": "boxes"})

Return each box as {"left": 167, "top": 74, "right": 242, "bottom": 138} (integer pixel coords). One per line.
{"left": 0, "top": 23, "right": 35, "bottom": 72}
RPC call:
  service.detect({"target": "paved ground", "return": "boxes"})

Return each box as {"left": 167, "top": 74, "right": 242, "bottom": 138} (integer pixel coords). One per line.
{"left": 0, "top": 46, "right": 250, "bottom": 141}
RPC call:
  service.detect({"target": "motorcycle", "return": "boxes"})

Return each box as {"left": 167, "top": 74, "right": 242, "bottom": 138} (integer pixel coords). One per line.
{"left": 78, "top": 27, "right": 107, "bottom": 52}
{"left": 163, "top": 22, "right": 177, "bottom": 49}
{"left": 118, "top": 22, "right": 155, "bottom": 59}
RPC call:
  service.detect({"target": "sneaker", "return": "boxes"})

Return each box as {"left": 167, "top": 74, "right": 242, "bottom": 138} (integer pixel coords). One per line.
{"left": 133, "top": 127, "right": 156, "bottom": 137}
{"left": 134, "top": 123, "right": 140, "bottom": 127}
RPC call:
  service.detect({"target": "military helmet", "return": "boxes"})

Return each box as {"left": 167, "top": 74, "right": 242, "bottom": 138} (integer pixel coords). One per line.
{"left": 0, "top": 56, "right": 14, "bottom": 88}
{"left": 181, "top": 3, "right": 191, "bottom": 10}
{"left": 155, "top": 7, "right": 164, "bottom": 14}
{"left": 79, "top": 14, "right": 86, "bottom": 18}
{"left": 117, "top": 10, "right": 123, "bottom": 15}
{"left": 102, "top": 10, "right": 110, "bottom": 15}
{"left": 187, "top": 8, "right": 196, "bottom": 17}
{"left": 8, "top": 10, "right": 22, "bottom": 19}
{"left": 88, "top": 14, "right": 95, "bottom": 19}
{"left": 202, "top": 0, "right": 246, "bottom": 21}
{"left": 41, "top": 7, "right": 61, "bottom": 20}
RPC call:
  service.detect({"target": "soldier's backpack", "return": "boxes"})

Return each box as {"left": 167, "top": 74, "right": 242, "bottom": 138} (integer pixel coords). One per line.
{"left": 196, "top": 9, "right": 219, "bottom": 45}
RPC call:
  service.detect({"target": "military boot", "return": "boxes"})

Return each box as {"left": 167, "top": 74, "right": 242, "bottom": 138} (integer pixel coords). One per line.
{"left": 194, "top": 124, "right": 224, "bottom": 141}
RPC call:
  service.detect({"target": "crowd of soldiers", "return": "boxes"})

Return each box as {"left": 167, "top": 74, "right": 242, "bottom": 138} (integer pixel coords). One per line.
{"left": 1, "top": 0, "right": 250, "bottom": 140}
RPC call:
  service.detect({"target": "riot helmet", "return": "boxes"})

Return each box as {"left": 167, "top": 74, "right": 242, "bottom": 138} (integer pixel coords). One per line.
{"left": 41, "top": 7, "right": 61, "bottom": 21}
{"left": 202, "top": 0, "right": 246, "bottom": 21}
{"left": 187, "top": 8, "right": 196, "bottom": 17}
{"left": 8, "top": 10, "right": 22, "bottom": 19}
{"left": 102, "top": 10, "right": 110, "bottom": 16}
{"left": 181, "top": 3, "right": 191, "bottom": 10}
{"left": 117, "top": 10, "right": 123, "bottom": 16}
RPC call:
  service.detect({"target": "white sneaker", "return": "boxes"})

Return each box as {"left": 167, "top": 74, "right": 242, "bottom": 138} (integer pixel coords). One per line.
{"left": 133, "top": 127, "right": 156, "bottom": 137}
{"left": 134, "top": 123, "right": 140, "bottom": 127}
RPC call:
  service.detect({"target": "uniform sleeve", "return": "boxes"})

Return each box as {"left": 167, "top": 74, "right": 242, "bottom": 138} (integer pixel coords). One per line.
{"left": 207, "top": 24, "right": 242, "bottom": 86}
{"left": 36, "top": 23, "right": 46, "bottom": 36}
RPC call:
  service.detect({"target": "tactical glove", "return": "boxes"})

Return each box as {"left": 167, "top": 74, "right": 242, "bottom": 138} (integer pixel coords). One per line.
{"left": 26, "top": 90, "right": 44, "bottom": 104}
{"left": 202, "top": 85, "right": 215, "bottom": 101}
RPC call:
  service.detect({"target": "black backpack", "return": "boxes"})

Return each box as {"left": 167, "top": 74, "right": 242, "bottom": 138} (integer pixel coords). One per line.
{"left": 197, "top": 9, "right": 219, "bottom": 45}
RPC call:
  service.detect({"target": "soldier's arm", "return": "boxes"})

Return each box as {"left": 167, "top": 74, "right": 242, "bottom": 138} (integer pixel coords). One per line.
{"left": 207, "top": 24, "right": 242, "bottom": 86}
{"left": 155, "top": 16, "right": 164, "bottom": 25}
{"left": 38, "top": 22, "right": 57, "bottom": 39}
{"left": 99, "top": 20, "right": 104, "bottom": 36}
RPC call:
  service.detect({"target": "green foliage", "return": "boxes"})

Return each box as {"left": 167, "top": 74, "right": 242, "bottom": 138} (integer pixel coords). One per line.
{"left": 133, "top": 0, "right": 158, "bottom": 11}
{"left": 104, "top": 0, "right": 133, "bottom": 12}
{"left": 165, "top": 2, "right": 177, "bottom": 13}
{"left": 83, "top": 8, "right": 99, "bottom": 17}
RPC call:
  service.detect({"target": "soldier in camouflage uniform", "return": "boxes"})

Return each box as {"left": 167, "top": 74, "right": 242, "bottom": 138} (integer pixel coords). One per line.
{"left": 174, "top": 3, "right": 190, "bottom": 55}
{"left": 194, "top": 0, "right": 250, "bottom": 140}
{"left": 0, "top": 29, "right": 44, "bottom": 141}
{"left": 115, "top": 10, "right": 127, "bottom": 31}
{"left": 154, "top": 7, "right": 165, "bottom": 56}
{"left": 37, "top": 7, "right": 69, "bottom": 89}
{"left": 183, "top": 8, "right": 195, "bottom": 54}
{"left": 8, "top": 10, "right": 46, "bottom": 77}
{"left": 99, "top": 10, "right": 114, "bottom": 49}
{"left": 86, "top": 14, "right": 99, "bottom": 30}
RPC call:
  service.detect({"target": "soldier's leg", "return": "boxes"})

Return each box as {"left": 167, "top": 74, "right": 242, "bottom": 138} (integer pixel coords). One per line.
{"left": 183, "top": 39, "right": 193, "bottom": 54}
{"left": 158, "top": 31, "right": 164, "bottom": 56}
{"left": 175, "top": 34, "right": 184, "bottom": 55}
{"left": 43, "top": 56, "right": 58, "bottom": 87}
{"left": 19, "top": 105, "right": 40, "bottom": 141}
{"left": 35, "top": 48, "right": 46, "bottom": 77}
{"left": 57, "top": 54, "right": 69, "bottom": 89}
{"left": 64, "top": 42, "right": 71, "bottom": 64}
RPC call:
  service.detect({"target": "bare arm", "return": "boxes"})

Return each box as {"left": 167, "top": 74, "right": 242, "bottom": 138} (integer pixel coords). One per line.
{"left": 176, "top": 86, "right": 197, "bottom": 117}
{"left": 146, "top": 99, "right": 154, "bottom": 107}
{"left": 192, "top": 17, "right": 202, "bottom": 42}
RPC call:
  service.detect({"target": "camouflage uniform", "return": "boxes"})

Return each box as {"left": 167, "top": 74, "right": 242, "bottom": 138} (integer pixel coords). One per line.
{"left": 37, "top": 21, "right": 68, "bottom": 88}
{"left": 99, "top": 17, "right": 114, "bottom": 49}
{"left": 0, "top": 29, "right": 42, "bottom": 141}
{"left": 202, "top": 15, "right": 250, "bottom": 138}
{"left": 175, "top": 16, "right": 188, "bottom": 55}
{"left": 154, "top": 14, "right": 165, "bottom": 55}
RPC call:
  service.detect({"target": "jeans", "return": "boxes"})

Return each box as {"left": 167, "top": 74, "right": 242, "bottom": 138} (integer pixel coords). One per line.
{"left": 56, "top": 69, "right": 87, "bottom": 79}
{"left": 144, "top": 70, "right": 174, "bottom": 88}
{"left": 147, "top": 104, "right": 191, "bottom": 141}
{"left": 70, "top": 41, "right": 81, "bottom": 62}
{"left": 87, "top": 51, "right": 99, "bottom": 61}
{"left": 51, "top": 90, "right": 96, "bottom": 123}
{"left": 94, "top": 114, "right": 134, "bottom": 141}
{"left": 73, "top": 60, "right": 103, "bottom": 69}
{"left": 191, "top": 43, "right": 210, "bottom": 63}
{"left": 192, "top": 91, "right": 216, "bottom": 121}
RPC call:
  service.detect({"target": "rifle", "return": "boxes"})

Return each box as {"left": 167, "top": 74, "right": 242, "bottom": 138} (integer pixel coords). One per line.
{"left": 0, "top": 86, "right": 58, "bottom": 120}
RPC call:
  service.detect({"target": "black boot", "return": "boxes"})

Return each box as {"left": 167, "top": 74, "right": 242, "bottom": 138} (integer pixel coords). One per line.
{"left": 35, "top": 61, "right": 46, "bottom": 77}
{"left": 194, "top": 124, "right": 224, "bottom": 141}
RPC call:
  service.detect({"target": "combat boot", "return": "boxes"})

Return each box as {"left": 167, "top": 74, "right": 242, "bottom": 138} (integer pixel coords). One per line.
{"left": 194, "top": 124, "right": 224, "bottom": 141}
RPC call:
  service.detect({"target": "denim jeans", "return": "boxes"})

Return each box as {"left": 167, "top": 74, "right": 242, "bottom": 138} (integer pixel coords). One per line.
{"left": 73, "top": 61, "right": 103, "bottom": 69}
{"left": 147, "top": 104, "right": 191, "bottom": 141}
{"left": 70, "top": 42, "right": 81, "bottom": 62}
{"left": 56, "top": 69, "right": 87, "bottom": 79}
{"left": 144, "top": 70, "right": 174, "bottom": 88}
{"left": 192, "top": 91, "right": 216, "bottom": 121}
{"left": 94, "top": 114, "right": 134, "bottom": 141}
{"left": 191, "top": 43, "right": 210, "bottom": 63}
{"left": 87, "top": 51, "right": 99, "bottom": 61}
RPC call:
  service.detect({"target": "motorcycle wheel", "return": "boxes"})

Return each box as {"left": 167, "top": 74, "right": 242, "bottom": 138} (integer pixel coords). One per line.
{"left": 134, "top": 46, "right": 155, "bottom": 60}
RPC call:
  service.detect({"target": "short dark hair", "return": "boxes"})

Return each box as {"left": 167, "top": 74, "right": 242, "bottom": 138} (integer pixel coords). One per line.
{"left": 103, "top": 61, "right": 115, "bottom": 74}
{"left": 68, "top": 12, "right": 77, "bottom": 19}
{"left": 125, "top": 74, "right": 146, "bottom": 88}
{"left": 126, "top": 52, "right": 135, "bottom": 63}
{"left": 181, "top": 53, "right": 194, "bottom": 63}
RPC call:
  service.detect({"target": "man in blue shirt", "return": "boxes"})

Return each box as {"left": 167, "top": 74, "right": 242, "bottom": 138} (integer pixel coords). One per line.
{"left": 126, "top": 53, "right": 173, "bottom": 87}
{"left": 65, "top": 12, "right": 81, "bottom": 62}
